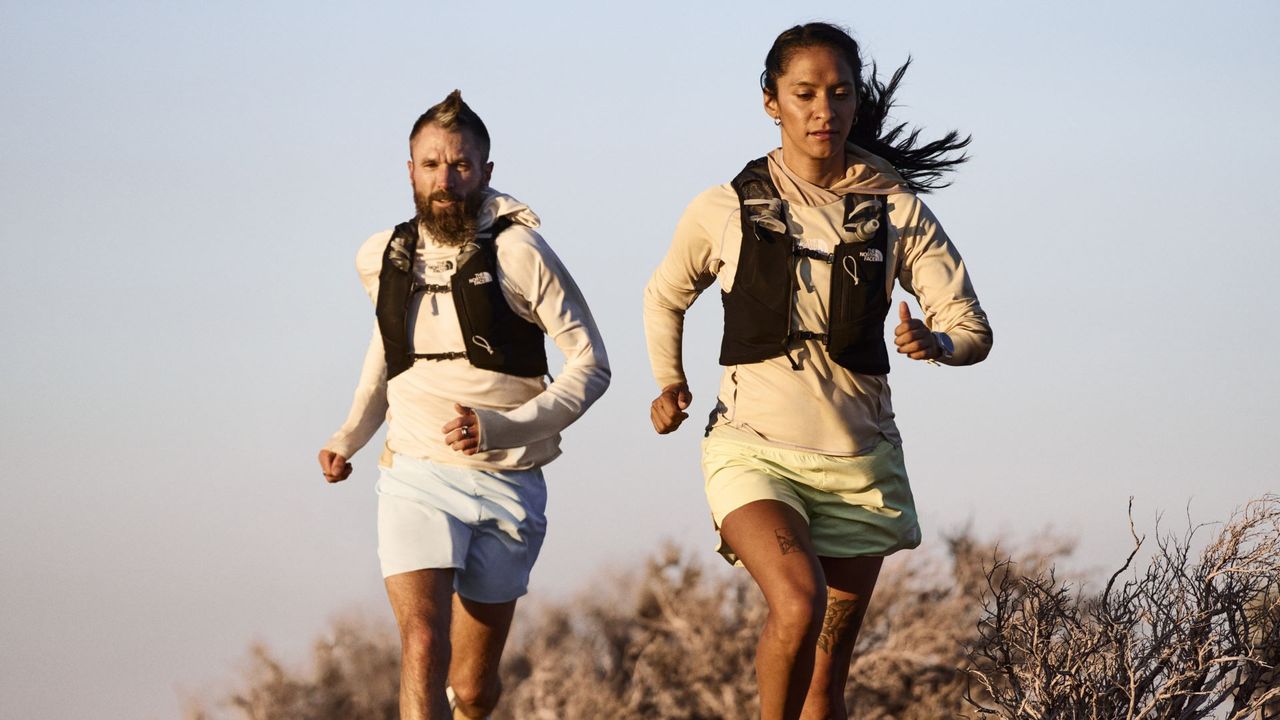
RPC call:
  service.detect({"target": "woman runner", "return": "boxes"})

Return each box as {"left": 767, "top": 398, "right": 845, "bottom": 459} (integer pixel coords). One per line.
{"left": 644, "top": 22, "right": 993, "bottom": 720}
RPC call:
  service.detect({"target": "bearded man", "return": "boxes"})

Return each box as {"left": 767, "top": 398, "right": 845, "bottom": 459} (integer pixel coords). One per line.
{"left": 318, "top": 90, "right": 610, "bottom": 720}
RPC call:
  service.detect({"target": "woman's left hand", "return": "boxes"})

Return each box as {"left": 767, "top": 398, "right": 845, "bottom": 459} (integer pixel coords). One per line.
{"left": 893, "top": 301, "right": 941, "bottom": 360}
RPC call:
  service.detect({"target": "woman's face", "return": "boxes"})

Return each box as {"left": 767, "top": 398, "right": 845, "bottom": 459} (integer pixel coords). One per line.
{"left": 764, "top": 45, "right": 857, "bottom": 168}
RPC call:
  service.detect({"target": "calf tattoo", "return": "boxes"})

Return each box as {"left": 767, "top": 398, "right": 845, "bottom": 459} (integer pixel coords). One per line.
{"left": 817, "top": 592, "right": 862, "bottom": 654}
{"left": 774, "top": 528, "right": 801, "bottom": 555}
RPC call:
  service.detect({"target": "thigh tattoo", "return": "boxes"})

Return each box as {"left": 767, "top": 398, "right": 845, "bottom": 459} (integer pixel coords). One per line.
{"left": 774, "top": 527, "right": 802, "bottom": 555}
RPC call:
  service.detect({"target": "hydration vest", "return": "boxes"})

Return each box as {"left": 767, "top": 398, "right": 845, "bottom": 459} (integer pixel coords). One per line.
{"left": 719, "top": 157, "right": 892, "bottom": 375}
{"left": 376, "top": 218, "right": 548, "bottom": 381}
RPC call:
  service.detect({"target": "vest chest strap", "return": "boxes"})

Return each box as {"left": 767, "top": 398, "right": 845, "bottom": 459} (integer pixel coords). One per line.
{"left": 413, "top": 351, "right": 467, "bottom": 362}
{"left": 792, "top": 244, "right": 834, "bottom": 263}
{"left": 411, "top": 282, "right": 451, "bottom": 295}
{"left": 788, "top": 330, "right": 828, "bottom": 343}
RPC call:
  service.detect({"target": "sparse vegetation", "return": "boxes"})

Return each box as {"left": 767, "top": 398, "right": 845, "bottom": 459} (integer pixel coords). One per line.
{"left": 187, "top": 615, "right": 399, "bottom": 720}
{"left": 189, "top": 497, "right": 1280, "bottom": 719}
{"left": 967, "top": 496, "right": 1280, "bottom": 720}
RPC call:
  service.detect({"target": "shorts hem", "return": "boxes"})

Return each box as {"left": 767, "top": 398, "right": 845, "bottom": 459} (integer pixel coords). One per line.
{"left": 380, "top": 562, "right": 463, "bottom": 580}
{"left": 455, "top": 585, "right": 529, "bottom": 604}
{"left": 711, "top": 495, "right": 809, "bottom": 528}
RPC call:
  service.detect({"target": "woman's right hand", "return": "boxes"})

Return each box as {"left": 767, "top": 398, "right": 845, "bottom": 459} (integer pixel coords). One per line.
{"left": 650, "top": 382, "right": 693, "bottom": 434}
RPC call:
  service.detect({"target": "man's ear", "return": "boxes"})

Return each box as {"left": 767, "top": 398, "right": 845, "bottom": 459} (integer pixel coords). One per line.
{"left": 483, "top": 161, "right": 494, "bottom": 186}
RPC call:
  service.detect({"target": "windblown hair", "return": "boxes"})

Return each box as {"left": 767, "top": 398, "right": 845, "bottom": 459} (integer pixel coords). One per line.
{"left": 762, "top": 22, "right": 970, "bottom": 193}
{"left": 409, "top": 89, "right": 492, "bottom": 161}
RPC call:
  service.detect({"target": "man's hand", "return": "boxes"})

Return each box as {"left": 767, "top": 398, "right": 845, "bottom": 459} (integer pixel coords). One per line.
{"left": 442, "top": 403, "right": 480, "bottom": 455}
{"left": 318, "top": 449, "right": 353, "bottom": 483}
{"left": 893, "top": 301, "right": 941, "bottom": 360}
{"left": 650, "top": 382, "right": 692, "bottom": 435}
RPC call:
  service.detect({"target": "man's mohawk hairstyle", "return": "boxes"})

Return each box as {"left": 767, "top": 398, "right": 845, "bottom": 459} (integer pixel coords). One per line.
{"left": 409, "top": 89, "right": 492, "bottom": 161}
{"left": 432, "top": 89, "right": 467, "bottom": 127}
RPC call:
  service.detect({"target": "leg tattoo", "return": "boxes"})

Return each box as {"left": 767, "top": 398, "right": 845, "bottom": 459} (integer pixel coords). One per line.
{"left": 774, "top": 527, "right": 802, "bottom": 555}
{"left": 817, "top": 592, "right": 861, "bottom": 654}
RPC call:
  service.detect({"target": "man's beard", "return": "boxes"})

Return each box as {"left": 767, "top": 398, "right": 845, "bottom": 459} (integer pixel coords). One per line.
{"left": 414, "top": 188, "right": 485, "bottom": 247}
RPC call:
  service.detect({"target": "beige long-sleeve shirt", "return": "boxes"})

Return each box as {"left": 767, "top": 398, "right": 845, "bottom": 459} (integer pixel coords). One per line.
{"left": 325, "top": 191, "right": 610, "bottom": 471}
{"left": 644, "top": 149, "right": 991, "bottom": 456}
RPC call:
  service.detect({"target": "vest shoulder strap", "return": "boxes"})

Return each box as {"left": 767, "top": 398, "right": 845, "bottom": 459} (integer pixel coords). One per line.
{"left": 731, "top": 157, "right": 789, "bottom": 235}
{"left": 451, "top": 216, "right": 548, "bottom": 378}
{"left": 375, "top": 219, "right": 422, "bottom": 380}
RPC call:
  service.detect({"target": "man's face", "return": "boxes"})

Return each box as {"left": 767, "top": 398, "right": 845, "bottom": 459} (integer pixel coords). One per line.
{"left": 408, "top": 124, "right": 493, "bottom": 245}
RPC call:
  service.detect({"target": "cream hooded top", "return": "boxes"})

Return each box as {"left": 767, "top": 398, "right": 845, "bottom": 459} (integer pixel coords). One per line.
{"left": 325, "top": 189, "right": 610, "bottom": 471}
{"left": 643, "top": 147, "right": 991, "bottom": 456}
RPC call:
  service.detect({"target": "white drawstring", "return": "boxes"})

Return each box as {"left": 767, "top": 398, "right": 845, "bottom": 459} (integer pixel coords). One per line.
{"left": 843, "top": 255, "right": 860, "bottom": 285}
{"left": 472, "top": 335, "right": 495, "bottom": 355}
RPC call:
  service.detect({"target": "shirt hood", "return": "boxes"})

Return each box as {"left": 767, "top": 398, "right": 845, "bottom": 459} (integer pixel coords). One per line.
{"left": 478, "top": 188, "right": 541, "bottom": 230}
{"left": 766, "top": 144, "right": 910, "bottom": 207}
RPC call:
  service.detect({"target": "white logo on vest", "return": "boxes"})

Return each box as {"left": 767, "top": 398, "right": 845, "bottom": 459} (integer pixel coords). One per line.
{"left": 860, "top": 248, "right": 884, "bottom": 263}
{"left": 468, "top": 272, "right": 494, "bottom": 286}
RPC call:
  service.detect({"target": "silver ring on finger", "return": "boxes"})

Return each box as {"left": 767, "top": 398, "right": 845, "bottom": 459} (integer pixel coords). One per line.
{"left": 460, "top": 425, "right": 470, "bottom": 438}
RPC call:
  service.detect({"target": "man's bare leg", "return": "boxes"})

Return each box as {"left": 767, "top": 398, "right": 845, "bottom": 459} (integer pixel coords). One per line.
{"left": 385, "top": 569, "right": 456, "bottom": 720}
{"left": 720, "top": 500, "right": 827, "bottom": 720}
{"left": 448, "top": 595, "right": 517, "bottom": 719}
{"left": 801, "top": 556, "right": 882, "bottom": 720}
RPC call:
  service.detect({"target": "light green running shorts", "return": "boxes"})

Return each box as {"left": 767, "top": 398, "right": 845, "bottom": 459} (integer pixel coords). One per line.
{"left": 701, "top": 435, "right": 922, "bottom": 565}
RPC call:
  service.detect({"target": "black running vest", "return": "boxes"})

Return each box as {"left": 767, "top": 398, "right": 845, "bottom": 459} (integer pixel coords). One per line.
{"left": 376, "top": 219, "right": 548, "bottom": 381}
{"left": 719, "top": 157, "right": 892, "bottom": 374}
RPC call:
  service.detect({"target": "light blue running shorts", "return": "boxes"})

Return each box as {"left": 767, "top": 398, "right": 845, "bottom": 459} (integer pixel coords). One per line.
{"left": 376, "top": 454, "right": 548, "bottom": 603}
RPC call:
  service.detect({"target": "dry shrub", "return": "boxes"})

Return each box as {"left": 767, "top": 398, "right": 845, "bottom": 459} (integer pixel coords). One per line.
{"left": 844, "top": 531, "right": 1071, "bottom": 719}
{"left": 187, "top": 614, "right": 399, "bottom": 720}
{"left": 190, "top": 497, "right": 1280, "bottom": 719}
{"left": 473, "top": 535, "right": 1038, "bottom": 719}
{"left": 967, "top": 495, "right": 1280, "bottom": 720}
{"left": 496, "top": 544, "right": 767, "bottom": 719}
{"left": 191, "top": 535, "right": 1059, "bottom": 719}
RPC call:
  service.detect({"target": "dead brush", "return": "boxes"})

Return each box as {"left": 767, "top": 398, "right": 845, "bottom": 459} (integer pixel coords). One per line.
{"left": 966, "top": 495, "right": 1280, "bottom": 720}
{"left": 188, "top": 497, "right": 1279, "bottom": 719}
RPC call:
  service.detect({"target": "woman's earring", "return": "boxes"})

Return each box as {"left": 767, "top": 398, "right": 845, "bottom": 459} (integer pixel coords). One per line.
{"left": 773, "top": 117, "right": 781, "bottom": 126}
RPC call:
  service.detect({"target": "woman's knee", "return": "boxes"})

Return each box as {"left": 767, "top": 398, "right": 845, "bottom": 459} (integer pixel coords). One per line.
{"left": 767, "top": 584, "right": 826, "bottom": 643}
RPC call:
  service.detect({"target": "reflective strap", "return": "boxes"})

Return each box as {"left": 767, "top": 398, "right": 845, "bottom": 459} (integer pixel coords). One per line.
{"left": 411, "top": 282, "right": 451, "bottom": 295}
{"left": 792, "top": 245, "right": 834, "bottom": 263}
{"left": 412, "top": 351, "right": 467, "bottom": 362}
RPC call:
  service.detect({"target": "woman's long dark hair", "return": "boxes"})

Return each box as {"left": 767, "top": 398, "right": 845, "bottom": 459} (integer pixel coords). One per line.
{"left": 762, "top": 22, "right": 970, "bottom": 193}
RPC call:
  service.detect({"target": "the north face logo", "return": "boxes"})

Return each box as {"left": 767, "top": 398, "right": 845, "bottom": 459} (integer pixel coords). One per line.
{"left": 860, "top": 248, "right": 884, "bottom": 262}
{"left": 468, "top": 272, "right": 494, "bottom": 286}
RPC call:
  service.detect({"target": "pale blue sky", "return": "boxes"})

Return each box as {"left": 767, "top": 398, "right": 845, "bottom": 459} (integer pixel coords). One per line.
{"left": 3, "top": 2, "right": 1279, "bottom": 717}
